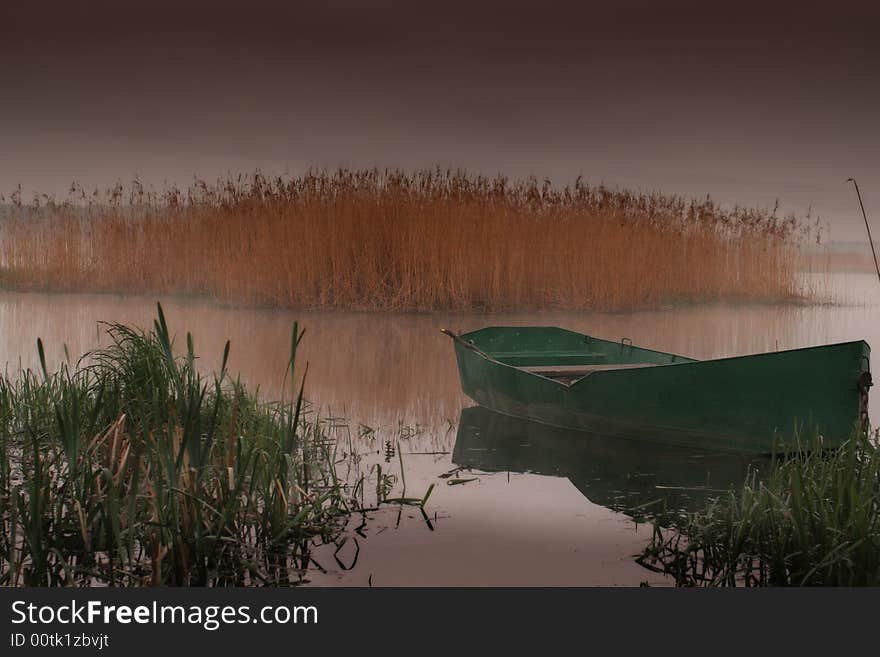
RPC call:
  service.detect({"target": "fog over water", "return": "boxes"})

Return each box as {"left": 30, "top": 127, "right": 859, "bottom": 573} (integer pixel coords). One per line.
{"left": 1, "top": 1, "right": 878, "bottom": 240}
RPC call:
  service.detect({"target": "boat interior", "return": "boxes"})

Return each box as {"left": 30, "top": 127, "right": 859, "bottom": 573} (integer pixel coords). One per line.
{"left": 459, "top": 326, "right": 695, "bottom": 383}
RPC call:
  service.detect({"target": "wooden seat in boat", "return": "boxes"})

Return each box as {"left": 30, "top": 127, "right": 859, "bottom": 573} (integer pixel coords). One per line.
{"left": 519, "top": 363, "right": 659, "bottom": 379}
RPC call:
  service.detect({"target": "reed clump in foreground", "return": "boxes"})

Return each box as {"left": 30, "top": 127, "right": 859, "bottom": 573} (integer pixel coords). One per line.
{"left": 638, "top": 434, "right": 880, "bottom": 586}
{"left": 0, "top": 169, "right": 814, "bottom": 311}
{"left": 0, "top": 305, "right": 426, "bottom": 587}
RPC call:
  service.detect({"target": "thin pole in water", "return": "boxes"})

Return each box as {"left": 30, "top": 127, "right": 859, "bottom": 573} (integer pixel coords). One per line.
{"left": 848, "top": 177, "right": 880, "bottom": 284}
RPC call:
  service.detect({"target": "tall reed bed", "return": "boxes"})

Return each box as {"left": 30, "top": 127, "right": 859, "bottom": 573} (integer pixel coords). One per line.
{"left": 0, "top": 305, "right": 418, "bottom": 587}
{"left": 638, "top": 435, "right": 880, "bottom": 586}
{"left": 0, "top": 170, "right": 812, "bottom": 310}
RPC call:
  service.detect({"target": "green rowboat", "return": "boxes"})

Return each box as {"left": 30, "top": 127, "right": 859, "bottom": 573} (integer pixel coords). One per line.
{"left": 444, "top": 327, "right": 872, "bottom": 453}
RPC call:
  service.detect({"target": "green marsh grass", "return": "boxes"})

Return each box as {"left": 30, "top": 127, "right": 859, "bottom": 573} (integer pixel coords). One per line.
{"left": 0, "top": 304, "right": 424, "bottom": 586}
{"left": 638, "top": 433, "right": 880, "bottom": 586}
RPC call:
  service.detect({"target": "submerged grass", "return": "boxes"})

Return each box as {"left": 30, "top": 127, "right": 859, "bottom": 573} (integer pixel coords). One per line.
{"left": 0, "top": 304, "right": 410, "bottom": 587}
{"left": 0, "top": 168, "right": 817, "bottom": 311}
{"left": 638, "top": 434, "right": 880, "bottom": 586}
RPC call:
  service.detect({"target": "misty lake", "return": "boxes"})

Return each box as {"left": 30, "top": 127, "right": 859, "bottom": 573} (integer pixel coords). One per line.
{"left": 2, "top": 271, "right": 877, "bottom": 586}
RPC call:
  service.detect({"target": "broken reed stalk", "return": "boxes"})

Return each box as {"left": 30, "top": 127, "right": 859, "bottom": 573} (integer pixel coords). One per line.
{"left": 847, "top": 177, "right": 880, "bottom": 284}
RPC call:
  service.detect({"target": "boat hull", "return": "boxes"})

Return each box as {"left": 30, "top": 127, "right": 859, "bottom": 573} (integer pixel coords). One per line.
{"left": 449, "top": 327, "right": 871, "bottom": 453}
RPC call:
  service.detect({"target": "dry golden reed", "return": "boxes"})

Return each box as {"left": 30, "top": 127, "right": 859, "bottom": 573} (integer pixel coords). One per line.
{"left": 0, "top": 169, "right": 812, "bottom": 311}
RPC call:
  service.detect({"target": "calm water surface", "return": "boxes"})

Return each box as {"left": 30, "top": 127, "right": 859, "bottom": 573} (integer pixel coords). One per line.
{"left": 1, "top": 273, "right": 877, "bottom": 586}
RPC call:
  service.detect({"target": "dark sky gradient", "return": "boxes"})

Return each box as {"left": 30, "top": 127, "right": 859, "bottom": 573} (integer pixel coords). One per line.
{"left": 2, "top": 1, "right": 878, "bottom": 238}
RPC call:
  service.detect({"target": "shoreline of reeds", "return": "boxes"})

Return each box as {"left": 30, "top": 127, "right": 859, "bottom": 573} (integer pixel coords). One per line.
{"left": 0, "top": 304, "right": 430, "bottom": 587}
{"left": 0, "top": 168, "right": 819, "bottom": 312}
{"left": 637, "top": 433, "right": 880, "bottom": 586}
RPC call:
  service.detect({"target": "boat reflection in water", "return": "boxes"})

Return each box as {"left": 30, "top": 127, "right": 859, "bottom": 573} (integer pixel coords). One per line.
{"left": 453, "top": 406, "right": 767, "bottom": 521}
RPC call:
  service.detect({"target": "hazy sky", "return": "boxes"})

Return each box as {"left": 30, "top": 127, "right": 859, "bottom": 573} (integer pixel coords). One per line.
{"left": 2, "top": 1, "right": 878, "bottom": 239}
